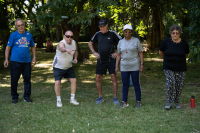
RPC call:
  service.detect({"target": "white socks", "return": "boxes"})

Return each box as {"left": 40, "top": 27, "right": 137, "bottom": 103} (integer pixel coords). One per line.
{"left": 57, "top": 94, "right": 75, "bottom": 101}
{"left": 57, "top": 96, "right": 61, "bottom": 101}
{"left": 71, "top": 94, "right": 75, "bottom": 100}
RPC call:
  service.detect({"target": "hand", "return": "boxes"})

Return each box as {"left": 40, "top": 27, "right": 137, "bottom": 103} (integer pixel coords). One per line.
{"left": 93, "top": 52, "right": 100, "bottom": 59}
{"left": 115, "top": 67, "right": 119, "bottom": 74}
{"left": 73, "top": 59, "right": 78, "bottom": 64}
{"left": 111, "top": 53, "right": 118, "bottom": 58}
{"left": 140, "top": 65, "right": 144, "bottom": 73}
{"left": 66, "top": 48, "right": 72, "bottom": 55}
{"left": 32, "top": 58, "right": 36, "bottom": 66}
{"left": 4, "top": 60, "right": 9, "bottom": 68}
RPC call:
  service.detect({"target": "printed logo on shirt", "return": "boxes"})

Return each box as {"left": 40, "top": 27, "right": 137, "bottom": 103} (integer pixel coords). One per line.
{"left": 16, "top": 37, "right": 30, "bottom": 47}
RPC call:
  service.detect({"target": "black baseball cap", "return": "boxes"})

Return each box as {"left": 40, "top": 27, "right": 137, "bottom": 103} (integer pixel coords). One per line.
{"left": 99, "top": 20, "right": 107, "bottom": 27}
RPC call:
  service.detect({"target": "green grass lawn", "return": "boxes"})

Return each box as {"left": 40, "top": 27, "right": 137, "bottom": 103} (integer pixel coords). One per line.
{"left": 0, "top": 43, "right": 200, "bottom": 133}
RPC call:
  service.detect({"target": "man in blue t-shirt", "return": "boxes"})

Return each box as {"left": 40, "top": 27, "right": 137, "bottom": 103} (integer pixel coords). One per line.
{"left": 88, "top": 20, "right": 122, "bottom": 104}
{"left": 4, "top": 18, "right": 36, "bottom": 104}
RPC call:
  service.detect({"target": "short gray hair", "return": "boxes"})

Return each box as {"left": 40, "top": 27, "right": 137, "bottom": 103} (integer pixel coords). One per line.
{"left": 169, "top": 24, "right": 182, "bottom": 34}
{"left": 15, "top": 18, "right": 25, "bottom": 29}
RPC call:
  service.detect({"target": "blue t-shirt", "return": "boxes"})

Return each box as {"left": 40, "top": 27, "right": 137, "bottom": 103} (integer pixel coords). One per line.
{"left": 7, "top": 31, "right": 35, "bottom": 62}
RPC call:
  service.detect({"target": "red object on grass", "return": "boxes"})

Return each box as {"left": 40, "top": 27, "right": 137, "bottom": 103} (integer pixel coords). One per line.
{"left": 191, "top": 96, "right": 195, "bottom": 108}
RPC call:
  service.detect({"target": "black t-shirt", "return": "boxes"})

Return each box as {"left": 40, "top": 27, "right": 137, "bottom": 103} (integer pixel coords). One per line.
{"left": 91, "top": 30, "right": 122, "bottom": 63}
{"left": 159, "top": 37, "right": 190, "bottom": 71}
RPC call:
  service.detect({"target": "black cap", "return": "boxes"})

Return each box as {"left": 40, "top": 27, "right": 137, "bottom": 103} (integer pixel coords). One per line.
{"left": 99, "top": 20, "right": 107, "bottom": 27}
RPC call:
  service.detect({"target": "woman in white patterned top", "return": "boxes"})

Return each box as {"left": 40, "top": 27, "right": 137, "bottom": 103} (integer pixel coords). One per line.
{"left": 115, "top": 24, "right": 144, "bottom": 108}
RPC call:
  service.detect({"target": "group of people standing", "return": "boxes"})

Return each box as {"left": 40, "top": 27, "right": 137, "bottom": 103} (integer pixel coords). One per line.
{"left": 4, "top": 18, "right": 189, "bottom": 110}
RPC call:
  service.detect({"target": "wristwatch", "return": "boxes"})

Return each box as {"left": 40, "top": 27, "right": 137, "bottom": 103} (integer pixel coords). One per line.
{"left": 141, "top": 63, "right": 144, "bottom": 65}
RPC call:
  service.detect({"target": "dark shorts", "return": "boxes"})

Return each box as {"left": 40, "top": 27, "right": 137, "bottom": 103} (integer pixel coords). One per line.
{"left": 96, "top": 59, "right": 116, "bottom": 75}
{"left": 53, "top": 67, "right": 76, "bottom": 81}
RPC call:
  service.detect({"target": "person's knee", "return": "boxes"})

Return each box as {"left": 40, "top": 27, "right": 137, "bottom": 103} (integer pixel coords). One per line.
{"left": 96, "top": 75, "right": 102, "bottom": 82}
{"left": 111, "top": 74, "right": 117, "bottom": 81}
{"left": 70, "top": 78, "right": 76, "bottom": 84}
{"left": 55, "top": 80, "right": 61, "bottom": 86}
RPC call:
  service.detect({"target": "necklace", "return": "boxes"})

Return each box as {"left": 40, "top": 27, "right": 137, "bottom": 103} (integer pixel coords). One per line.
{"left": 125, "top": 41, "right": 128, "bottom": 53}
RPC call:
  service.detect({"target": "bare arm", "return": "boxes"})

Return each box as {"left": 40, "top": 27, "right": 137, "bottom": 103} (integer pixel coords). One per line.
{"left": 159, "top": 50, "right": 164, "bottom": 58}
{"left": 88, "top": 41, "right": 100, "bottom": 59}
{"left": 138, "top": 51, "right": 144, "bottom": 72}
{"left": 115, "top": 53, "right": 121, "bottom": 74}
{"left": 88, "top": 41, "right": 95, "bottom": 53}
{"left": 73, "top": 41, "right": 78, "bottom": 63}
{"left": 57, "top": 42, "right": 72, "bottom": 55}
{"left": 4, "top": 46, "right": 11, "bottom": 67}
{"left": 31, "top": 46, "right": 36, "bottom": 66}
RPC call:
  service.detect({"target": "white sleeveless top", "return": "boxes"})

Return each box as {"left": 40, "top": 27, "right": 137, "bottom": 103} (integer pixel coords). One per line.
{"left": 53, "top": 39, "right": 76, "bottom": 70}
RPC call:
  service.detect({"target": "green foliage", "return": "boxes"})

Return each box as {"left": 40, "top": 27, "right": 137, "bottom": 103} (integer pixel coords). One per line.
{"left": 36, "top": 0, "right": 118, "bottom": 27}
{"left": 187, "top": 0, "right": 200, "bottom": 63}
{"left": 135, "top": 21, "right": 147, "bottom": 37}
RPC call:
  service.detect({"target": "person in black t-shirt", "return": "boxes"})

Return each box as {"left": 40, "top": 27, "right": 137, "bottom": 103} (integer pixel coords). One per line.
{"left": 159, "top": 24, "right": 190, "bottom": 110}
{"left": 88, "top": 20, "right": 122, "bottom": 104}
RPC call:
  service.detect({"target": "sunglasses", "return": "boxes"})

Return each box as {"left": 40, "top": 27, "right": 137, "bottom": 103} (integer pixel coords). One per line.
{"left": 65, "top": 35, "right": 73, "bottom": 38}
{"left": 171, "top": 32, "right": 179, "bottom": 35}
{"left": 17, "top": 24, "right": 25, "bottom": 27}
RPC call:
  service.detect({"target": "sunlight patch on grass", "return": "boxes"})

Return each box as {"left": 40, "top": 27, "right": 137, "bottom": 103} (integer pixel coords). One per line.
{"left": 44, "top": 79, "right": 55, "bottom": 83}
{"left": 0, "top": 84, "right": 10, "bottom": 87}
{"left": 35, "top": 63, "right": 52, "bottom": 68}
{"left": 145, "top": 58, "right": 163, "bottom": 61}
{"left": 82, "top": 80, "right": 95, "bottom": 83}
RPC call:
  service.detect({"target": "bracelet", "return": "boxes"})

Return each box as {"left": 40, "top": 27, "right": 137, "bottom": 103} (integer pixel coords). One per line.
{"left": 141, "top": 63, "right": 144, "bottom": 65}
{"left": 92, "top": 51, "right": 96, "bottom": 54}
{"left": 33, "top": 57, "right": 36, "bottom": 58}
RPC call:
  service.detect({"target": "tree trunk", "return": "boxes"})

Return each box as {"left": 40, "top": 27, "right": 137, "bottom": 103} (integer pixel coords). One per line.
{"left": 88, "top": 16, "right": 100, "bottom": 52}
{"left": 45, "top": 24, "right": 50, "bottom": 38}
{"left": 149, "top": 3, "right": 164, "bottom": 51}
{"left": 56, "top": 24, "right": 62, "bottom": 42}
{"left": 36, "top": 33, "right": 45, "bottom": 48}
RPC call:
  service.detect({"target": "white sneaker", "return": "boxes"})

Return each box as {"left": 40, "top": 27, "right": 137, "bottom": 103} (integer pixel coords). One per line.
{"left": 70, "top": 99, "right": 79, "bottom": 105}
{"left": 57, "top": 100, "right": 62, "bottom": 107}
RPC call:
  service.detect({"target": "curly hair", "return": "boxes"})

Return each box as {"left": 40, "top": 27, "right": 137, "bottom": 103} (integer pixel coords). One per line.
{"left": 169, "top": 24, "right": 182, "bottom": 34}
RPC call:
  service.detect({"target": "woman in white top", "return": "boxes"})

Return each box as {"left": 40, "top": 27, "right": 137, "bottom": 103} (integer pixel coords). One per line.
{"left": 116, "top": 24, "right": 144, "bottom": 108}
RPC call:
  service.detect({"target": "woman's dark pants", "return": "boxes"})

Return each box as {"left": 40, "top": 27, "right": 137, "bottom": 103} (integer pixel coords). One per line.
{"left": 121, "top": 71, "right": 141, "bottom": 102}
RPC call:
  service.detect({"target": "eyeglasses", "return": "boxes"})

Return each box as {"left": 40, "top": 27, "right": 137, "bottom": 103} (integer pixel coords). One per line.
{"left": 65, "top": 35, "right": 73, "bottom": 38}
{"left": 171, "top": 32, "right": 179, "bottom": 35}
{"left": 17, "top": 24, "right": 24, "bottom": 27}
{"left": 124, "top": 31, "right": 132, "bottom": 33}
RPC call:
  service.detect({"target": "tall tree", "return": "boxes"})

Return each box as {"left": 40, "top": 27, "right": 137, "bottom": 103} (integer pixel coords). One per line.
{"left": 0, "top": 0, "right": 10, "bottom": 55}
{"left": 187, "top": 0, "right": 200, "bottom": 62}
{"left": 36, "top": 0, "right": 118, "bottom": 61}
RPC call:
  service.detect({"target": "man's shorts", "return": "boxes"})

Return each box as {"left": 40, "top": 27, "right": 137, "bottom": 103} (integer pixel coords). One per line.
{"left": 96, "top": 59, "right": 116, "bottom": 75}
{"left": 53, "top": 67, "right": 76, "bottom": 81}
